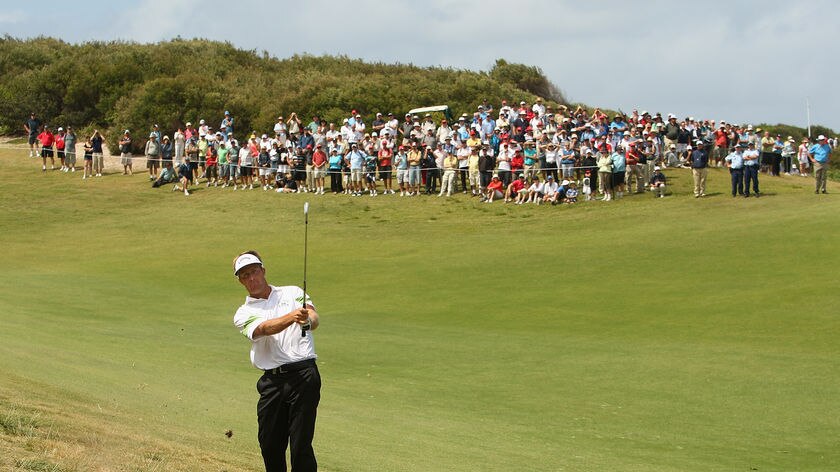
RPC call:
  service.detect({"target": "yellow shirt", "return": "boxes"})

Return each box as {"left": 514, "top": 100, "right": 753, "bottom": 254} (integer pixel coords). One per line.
{"left": 407, "top": 150, "right": 422, "bottom": 166}
{"left": 443, "top": 155, "right": 458, "bottom": 170}
{"left": 760, "top": 137, "right": 775, "bottom": 153}
{"left": 468, "top": 153, "right": 479, "bottom": 171}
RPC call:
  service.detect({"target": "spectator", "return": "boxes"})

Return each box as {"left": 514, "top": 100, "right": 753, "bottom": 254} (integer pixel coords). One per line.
{"left": 82, "top": 138, "right": 93, "bottom": 179}
{"left": 422, "top": 145, "right": 438, "bottom": 195}
{"left": 364, "top": 148, "right": 378, "bottom": 197}
{"left": 160, "top": 135, "right": 173, "bottom": 170}
{"left": 205, "top": 146, "right": 219, "bottom": 187}
{"left": 688, "top": 141, "right": 709, "bottom": 198}
{"left": 119, "top": 130, "right": 133, "bottom": 175}
{"left": 145, "top": 133, "right": 161, "bottom": 180}
{"left": 743, "top": 142, "right": 760, "bottom": 197}
{"left": 394, "top": 146, "right": 409, "bottom": 196}
{"left": 610, "top": 148, "right": 626, "bottom": 199}
{"left": 221, "top": 110, "right": 234, "bottom": 139}
{"left": 64, "top": 126, "right": 77, "bottom": 173}
{"left": 173, "top": 156, "right": 193, "bottom": 196}
{"left": 25, "top": 112, "right": 42, "bottom": 158}
{"left": 312, "top": 144, "right": 327, "bottom": 195}
{"left": 649, "top": 166, "right": 667, "bottom": 198}
{"left": 564, "top": 181, "right": 579, "bottom": 204}
{"left": 55, "top": 127, "right": 66, "bottom": 171}
{"left": 152, "top": 161, "right": 177, "bottom": 188}
{"left": 438, "top": 148, "right": 458, "bottom": 197}
{"left": 507, "top": 173, "right": 528, "bottom": 204}
{"left": 91, "top": 130, "right": 105, "bottom": 177}
{"left": 797, "top": 137, "right": 810, "bottom": 176}
{"left": 218, "top": 140, "right": 231, "bottom": 187}
{"left": 724, "top": 143, "right": 746, "bottom": 197}
{"left": 328, "top": 148, "right": 343, "bottom": 194}
{"left": 540, "top": 175, "right": 559, "bottom": 204}
{"left": 781, "top": 136, "right": 796, "bottom": 175}
{"left": 407, "top": 142, "right": 422, "bottom": 196}
{"left": 37, "top": 125, "right": 55, "bottom": 171}
{"left": 482, "top": 174, "right": 504, "bottom": 203}
{"left": 174, "top": 127, "right": 185, "bottom": 164}
{"left": 347, "top": 143, "right": 366, "bottom": 196}
{"left": 523, "top": 176, "right": 543, "bottom": 204}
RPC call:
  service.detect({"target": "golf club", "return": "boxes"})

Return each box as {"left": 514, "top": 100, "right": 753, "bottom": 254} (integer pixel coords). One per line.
{"left": 301, "top": 201, "right": 310, "bottom": 337}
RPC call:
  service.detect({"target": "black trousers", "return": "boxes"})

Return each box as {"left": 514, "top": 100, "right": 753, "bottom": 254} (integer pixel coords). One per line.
{"left": 744, "top": 166, "right": 759, "bottom": 195}
{"left": 329, "top": 169, "right": 342, "bottom": 192}
{"left": 730, "top": 168, "right": 744, "bottom": 196}
{"left": 257, "top": 363, "right": 321, "bottom": 472}
{"left": 459, "top": 166, "right": 468, "bottom": 191}
{"left": 425, "top": 168, "right": 439, "bottom": 194}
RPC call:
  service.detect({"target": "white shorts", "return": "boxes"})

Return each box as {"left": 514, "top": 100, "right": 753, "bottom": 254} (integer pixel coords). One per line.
{"left": 351, "top": 168, "right": 363, "bottom": 182}
{"left": 259, "top": 168, "right": 271, "bottom": 177}
{"left": 396, "top": 169, "right": 409, "bottom": 184}
{"left": 469, "top": 170, "right": 480, "bottom": 186}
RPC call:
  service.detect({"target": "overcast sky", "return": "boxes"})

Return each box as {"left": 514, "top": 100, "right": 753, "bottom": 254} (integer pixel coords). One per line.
{"left": 3, "top": 0, "right": 838, "bottom": 131}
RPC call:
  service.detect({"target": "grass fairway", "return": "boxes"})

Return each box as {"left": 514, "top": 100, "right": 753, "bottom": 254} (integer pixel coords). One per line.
{"left": 1, "top": 148, "right": 839, "bottom": 472}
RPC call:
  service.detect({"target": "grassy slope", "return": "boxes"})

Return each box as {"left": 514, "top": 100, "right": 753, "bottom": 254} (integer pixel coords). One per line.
{"left": 0, "top": 149, "right": 838, "bottom": 471}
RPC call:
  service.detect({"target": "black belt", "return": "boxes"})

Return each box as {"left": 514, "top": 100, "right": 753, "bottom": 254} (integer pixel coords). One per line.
{"left": 264, "top": 358, "right": 316, "bottom": 375}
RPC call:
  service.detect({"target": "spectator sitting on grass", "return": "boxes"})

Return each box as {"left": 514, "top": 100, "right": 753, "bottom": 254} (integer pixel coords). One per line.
{"left": 152, "top": 162, "right": 177, "bottom": 188}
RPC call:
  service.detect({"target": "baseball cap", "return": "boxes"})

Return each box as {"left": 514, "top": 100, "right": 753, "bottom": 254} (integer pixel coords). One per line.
{"left": 654, "top": 166, "right": 661, "bottom": 171}
{"left": 561, "top": 179, "right": 569, "bottom": 185}
{"left": 233, "top": 253, "right": 262, "bottom": 276}
{"left": 817, "top": 134, "right": 827, "bottom": 141}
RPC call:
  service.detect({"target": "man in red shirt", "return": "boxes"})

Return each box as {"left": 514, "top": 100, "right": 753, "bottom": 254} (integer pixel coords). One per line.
{"left": 712, "top": 124, "right": 729, "bottom": 167}
{"left": 311, "top": 144, "right": 327, "bottom": 195}
{"left": 482, "top": 174, "right": 505, "bottom": 203}
{"left": 37, "top": 125, "right": 56, "bottom": 171}
{"left": 505, "top": 173, "right": 527, "bottom": 203}
{"left": 625, "top": 142, "right": 643, "bottom": 193}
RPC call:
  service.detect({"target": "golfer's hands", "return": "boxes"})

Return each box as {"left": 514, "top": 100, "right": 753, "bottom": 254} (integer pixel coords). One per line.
{"left": 291, "top": 308, "right": 310, "bottom": 326}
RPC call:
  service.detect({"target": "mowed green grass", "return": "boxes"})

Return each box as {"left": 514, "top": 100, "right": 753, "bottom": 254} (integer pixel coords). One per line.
{"left": 1, "top": 148, "right": 839, "bottom": 471}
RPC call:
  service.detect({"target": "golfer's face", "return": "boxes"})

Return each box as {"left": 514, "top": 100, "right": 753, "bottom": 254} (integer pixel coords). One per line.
{"left": 238, "top": 264, "right": 267, "bottom": 295}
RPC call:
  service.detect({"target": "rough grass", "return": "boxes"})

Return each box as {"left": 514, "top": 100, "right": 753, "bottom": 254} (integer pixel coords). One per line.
{"left": 1, "top": 148, "right": 839, "bottom": 471}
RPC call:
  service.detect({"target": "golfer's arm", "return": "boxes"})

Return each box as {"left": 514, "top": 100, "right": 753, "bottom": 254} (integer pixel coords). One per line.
{"left": 305, "top": 307, "right": 320, "bottom": 331}
{"left": 252, "top": 307, "right": 319, "bottom": 338}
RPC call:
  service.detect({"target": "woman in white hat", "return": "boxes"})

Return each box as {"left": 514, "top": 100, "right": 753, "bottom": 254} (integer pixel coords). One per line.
{"left": 797, "top": 137, "right": 810, "bottom": 176}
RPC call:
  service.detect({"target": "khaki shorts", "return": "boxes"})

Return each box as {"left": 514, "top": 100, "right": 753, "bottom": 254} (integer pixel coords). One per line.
{"left": 351, "top": 168, "right": 364, "bottom": 182}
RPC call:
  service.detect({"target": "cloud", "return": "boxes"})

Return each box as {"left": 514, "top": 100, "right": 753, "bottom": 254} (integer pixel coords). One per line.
{"left": 0, "top": 10, "right": 25, "bottom": 24}
{"left": 5, "top": 0, "right": 840, "bottom": 130}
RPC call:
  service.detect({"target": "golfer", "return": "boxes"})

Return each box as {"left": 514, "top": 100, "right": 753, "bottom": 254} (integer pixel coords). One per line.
{"left": 232, "top": 251, "right": 321, "bottom": 472}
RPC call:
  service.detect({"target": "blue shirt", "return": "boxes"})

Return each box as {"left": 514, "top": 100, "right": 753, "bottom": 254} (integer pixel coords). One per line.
{"left": 690, "top": 149, "right": 708, "bottom": 168}
{"left": 610, "top": 152, "right": 625, "bottom": 172}
{"left": 348, "top": 150, "right": 366, "bottom": 169}
{"left": 809, "top": 143, "right": 831, "bottom": 163}
{"left": 725, "top": 151, "right": 743, "bottom": 169}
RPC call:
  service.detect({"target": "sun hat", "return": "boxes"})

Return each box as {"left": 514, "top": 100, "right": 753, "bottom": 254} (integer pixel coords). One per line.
{"left": 233, "top": 253, "right": 262, "bottom": 276}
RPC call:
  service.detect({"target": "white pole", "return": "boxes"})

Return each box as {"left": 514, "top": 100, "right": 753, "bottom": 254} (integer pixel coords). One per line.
{"left": 806, "top": 97, "right": 811, "bottom": 138}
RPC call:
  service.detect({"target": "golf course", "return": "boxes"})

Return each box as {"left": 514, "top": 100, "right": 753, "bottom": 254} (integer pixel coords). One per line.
{"left": 1, "top": 146, "right": 838, "bottom": 472}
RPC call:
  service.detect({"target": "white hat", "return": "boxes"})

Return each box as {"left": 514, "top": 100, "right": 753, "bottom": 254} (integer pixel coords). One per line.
{"left": 186, "top": 122, "right": 192, "bottom": 126}
{"left": 817, "top": 134, "right": 827, "bottom": 141}
{"left": 199, "top": 119, "right": 205, "bottom": 124}
{"left": 233, "top": 253, "right": 262, "bottom": 275}
{"left": 654, "top": 166, "right": 661, "bottom": 171}
{"left": 149, "top": 132, "right": 156, "bottom": 138}
{"left": 667, "top": 113, "right": 676, "bottom": 119}
{"left": 57, "top": 127, "right": 63, "bottom": 131}
{"left": 561, "top": 179, "right": 570, "bottom": 186}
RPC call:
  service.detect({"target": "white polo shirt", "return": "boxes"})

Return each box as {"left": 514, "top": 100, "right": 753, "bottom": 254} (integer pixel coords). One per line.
{"left": 233, "top": 285, "right": 316, "bottom": 370}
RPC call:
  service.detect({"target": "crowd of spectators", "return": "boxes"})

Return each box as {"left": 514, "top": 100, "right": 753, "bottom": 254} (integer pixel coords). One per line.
{"left": 24, "top": 103, "right": 836, "bottom": 198}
